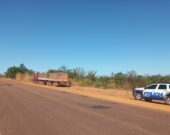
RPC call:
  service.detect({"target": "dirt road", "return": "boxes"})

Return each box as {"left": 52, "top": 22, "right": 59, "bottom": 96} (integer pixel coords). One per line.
{"left": 0, "top": 80, "right": 170, "bottom": 135}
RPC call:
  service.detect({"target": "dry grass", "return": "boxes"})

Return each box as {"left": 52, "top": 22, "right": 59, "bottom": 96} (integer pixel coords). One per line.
{"left": 16, "top": 73, "right": 33, "bottom": 82}
{"left": 65, "top": 86, "right": 132, "bottom": 98}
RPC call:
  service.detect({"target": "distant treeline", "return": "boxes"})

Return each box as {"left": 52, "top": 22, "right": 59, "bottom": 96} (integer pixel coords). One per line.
{"left": 4, "top": 64, "right": 170, "bottom": 89}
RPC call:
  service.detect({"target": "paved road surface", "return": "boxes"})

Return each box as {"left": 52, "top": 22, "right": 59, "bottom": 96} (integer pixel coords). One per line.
{"left": 0, "top": 80, "right": 170, "bottom": 135}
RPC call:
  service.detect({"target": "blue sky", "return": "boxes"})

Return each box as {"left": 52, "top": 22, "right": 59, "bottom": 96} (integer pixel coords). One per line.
{"left": 0, "top": 0, "right": 170, "bottom": 75}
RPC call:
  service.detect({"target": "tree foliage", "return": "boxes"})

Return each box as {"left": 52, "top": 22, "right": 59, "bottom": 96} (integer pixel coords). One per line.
{"left": 45, "top": 67, "right": 170, "bottom": 89}
{"left": 5, "top": 64, "right": 34, "bottom": 78}
{"left": 4, "top": 64, "right": 170, "bottom": 89}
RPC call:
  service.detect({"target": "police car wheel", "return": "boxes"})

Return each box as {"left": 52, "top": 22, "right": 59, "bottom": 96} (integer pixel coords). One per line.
{"left": 145, "top": 98, "right": 152, "bottom": 102}
{"left": 134, "top": 93, "right": 142, "bottom": 100}
{"left": 165, "top": 97, "right": 170, "bottom": 105}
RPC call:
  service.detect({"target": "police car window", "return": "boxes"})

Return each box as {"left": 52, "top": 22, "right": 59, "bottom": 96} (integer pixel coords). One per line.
{"left": 158, "top": 85, "right": 167, "bottom": 90}
{"left": 145, "top": 85, "right": 157, "bottom": 89}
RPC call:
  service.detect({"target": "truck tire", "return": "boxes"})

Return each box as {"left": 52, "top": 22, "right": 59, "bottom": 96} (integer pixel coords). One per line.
{"left": 165, "top": 97, "right": 170, "bottom": 105}
{"left": 144, "top": 98, "right": 152, "bottom": 102}
{"left": 134, "top": 92, "right": 142, "bottom": 100}
{"left": 47, "top": 81, "right": 53, "bottom": 86}
{"left": 43, "top": 81, "right": 47, "bottom": 85}
{"left": 53, "top": 82, "right": 58, "bottom": 87}
{"left": 66, "top": 81, "right": 71, "bottom": 87}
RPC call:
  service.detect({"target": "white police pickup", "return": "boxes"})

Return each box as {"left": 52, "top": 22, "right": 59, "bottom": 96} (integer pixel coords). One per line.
{"left": 133, "top": 83, "right": 170, "bottom": 105}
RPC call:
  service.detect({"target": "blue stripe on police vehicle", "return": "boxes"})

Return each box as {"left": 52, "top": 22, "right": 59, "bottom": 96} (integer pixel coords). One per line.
{"left": 144, "top": 92, "right": 164, "bottom": 99}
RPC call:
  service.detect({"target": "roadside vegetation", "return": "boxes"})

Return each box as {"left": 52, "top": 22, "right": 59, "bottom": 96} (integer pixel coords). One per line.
{"left": 5, "top": 64, "right": 34, "bottom": 82}
{"left": 0, "top": 74, "right": 4, "bottom": 78}
{"left": 4, "top": 64, "right": 170, "bottom": 90}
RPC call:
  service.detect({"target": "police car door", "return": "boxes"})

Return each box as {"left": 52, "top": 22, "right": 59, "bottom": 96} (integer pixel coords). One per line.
{"left": 143, "top": 84, "right": 158, "bottom": 98}
{"left": 152, "top": 84, "right": 167, "bottom": 100}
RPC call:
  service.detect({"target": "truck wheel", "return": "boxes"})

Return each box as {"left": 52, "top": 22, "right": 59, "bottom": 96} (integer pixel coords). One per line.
{"left": 134, "top": 92, "right": 142, "bottom": 100}
{"left": 66, "top": 81, "right": 71, "bottom": 87}
{"left": 165, "top": 97, "right": 170, "bottom": 105}
{"left": 145, "top": 98, "right": 152, "bottom": 102}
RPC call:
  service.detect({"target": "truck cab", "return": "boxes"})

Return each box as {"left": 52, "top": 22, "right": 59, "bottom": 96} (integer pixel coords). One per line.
{"left": 133, "top": 83, "right": 170, "bottom": 105}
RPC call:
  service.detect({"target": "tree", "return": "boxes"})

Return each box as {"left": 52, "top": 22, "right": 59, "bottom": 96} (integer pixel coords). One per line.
{"left": 86, "top": 70, "right": 97, "bottom": 81}
{"left": 72, "top": 68, "right": 86, "bottom": 77}
{"left": 19, "top": 64, "right": 29, "bottom": 73}
{"left": 5, "top": 64, "right": 34, "bottom": 78}
{"left": 47, "top": 69, "right": 59, "bottom": 73}
{"left": 113, "top": 72, "right": 126, "bottom": 88}
{"left": 127, "top": 70, "right": 137, "bottom": 88}
{"left": 5, "top": 66, "right": 20, "bottom": 78}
